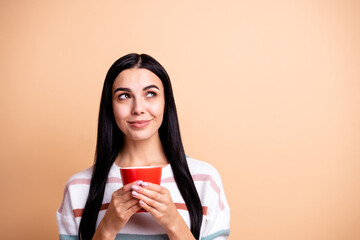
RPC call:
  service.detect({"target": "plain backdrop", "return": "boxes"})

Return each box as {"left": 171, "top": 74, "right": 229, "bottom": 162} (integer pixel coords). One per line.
{"left": 0, "top": 0, "right": 360, "bottom": 239}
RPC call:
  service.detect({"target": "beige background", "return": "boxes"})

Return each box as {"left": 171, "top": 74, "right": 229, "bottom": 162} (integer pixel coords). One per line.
{"left": 1, "top": 0, "right": 360, "bottom": 239}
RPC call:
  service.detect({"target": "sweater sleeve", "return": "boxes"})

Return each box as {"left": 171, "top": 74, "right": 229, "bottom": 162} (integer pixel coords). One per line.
{"left": 56, "top": 182, "right": 79, "bottom": 240}
{"left": 200, "top": 166, "right": 231, "bottom": 240}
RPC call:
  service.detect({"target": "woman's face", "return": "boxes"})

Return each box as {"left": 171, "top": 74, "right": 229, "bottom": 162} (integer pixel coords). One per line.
{"left": 112, "top": 68, "right": 165, "bottom": 142}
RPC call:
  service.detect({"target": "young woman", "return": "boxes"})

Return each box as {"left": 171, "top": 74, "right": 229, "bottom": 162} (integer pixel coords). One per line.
{"left": 57, "top": 53, "right": 230, "bottom": 240}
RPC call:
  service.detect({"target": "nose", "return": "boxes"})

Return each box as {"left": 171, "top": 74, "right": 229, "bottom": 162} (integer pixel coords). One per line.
{"left": 132, "top": 98, "right": 145, "bottom": 115}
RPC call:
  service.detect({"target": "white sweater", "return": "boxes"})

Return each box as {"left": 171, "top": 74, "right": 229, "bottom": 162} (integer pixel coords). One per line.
{"left": 57, "top": 156, "right": 230, "bottom": 240}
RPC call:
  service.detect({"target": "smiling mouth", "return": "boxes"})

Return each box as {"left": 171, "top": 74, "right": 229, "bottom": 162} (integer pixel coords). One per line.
{"left": 127, "top": 120, "right": 152, "bottom": 128}
{"left": 128, "top": 120, "right": 151, "bottom": 124}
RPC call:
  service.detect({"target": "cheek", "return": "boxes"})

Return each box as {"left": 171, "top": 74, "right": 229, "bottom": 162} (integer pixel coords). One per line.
{"left": 113, "top": 106, "right": 128, "bottom": 123}
{"left": 148, "top": 101, "right": 165, "bottom": 117}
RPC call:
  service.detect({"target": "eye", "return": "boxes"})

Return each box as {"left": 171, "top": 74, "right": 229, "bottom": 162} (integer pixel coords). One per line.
{"left": 118, "top": 93, "right": 130, "bottom": 100}
{"left": 146, "top": 92, "right": 157, "bottom": 98}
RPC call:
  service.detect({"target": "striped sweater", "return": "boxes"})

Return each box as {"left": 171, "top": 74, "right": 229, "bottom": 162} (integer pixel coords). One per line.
{"left": 57, "top": 156, "right": 230, "bottom": 239}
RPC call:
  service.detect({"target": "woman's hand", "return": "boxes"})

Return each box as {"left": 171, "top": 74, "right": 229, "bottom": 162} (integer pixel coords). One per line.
{"left": 131, "top": 182, "right": 195, "bottom": 240}
{"left": 93, "top": 181, "right": 142, "bottom": 240}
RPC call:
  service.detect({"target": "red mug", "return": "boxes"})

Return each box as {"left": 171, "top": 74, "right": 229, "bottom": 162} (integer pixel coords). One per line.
{"left": 120, "top": 166, "right": 162, "bottom": 213}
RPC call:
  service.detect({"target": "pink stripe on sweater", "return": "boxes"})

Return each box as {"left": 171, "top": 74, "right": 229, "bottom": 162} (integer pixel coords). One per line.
{"left": 58, "top": 178, "right": 91, "bottom": 214}
{"left": 107, "top": 177, "right": 122, "bottom": 184}
{"left": 58, "top": 177, "right": 123, "bottom": 213}
{"left": 162, "top": 174, "right": 225, "bottom": 210}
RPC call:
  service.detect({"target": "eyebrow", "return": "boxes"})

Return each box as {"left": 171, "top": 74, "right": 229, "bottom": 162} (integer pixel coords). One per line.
{"left": 114, "top": 84, "right": 160, "bottom": 94}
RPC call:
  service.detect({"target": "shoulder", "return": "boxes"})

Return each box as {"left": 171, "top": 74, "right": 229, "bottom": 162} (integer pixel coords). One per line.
{"left": 185, "top": 155, "right": 225, "bottom": 195}
{"left": 62, "top": 165, "right": 94, "bottom": 202}
{"left": 65, "top": 166, "right": 94, "bottom": 184}
{"left": 186, "top": 155, "right": 221, "bottom": 178}
{"left": 57, "top": 166, "right": 94, "bottom": 215}
{"left": 186, "top": 157, "right": 230, "bottom": 211}
{"left": 57, "top": 166, "right": 94, "bottom": 236}
{"left": 185, "top": 156, "right": 229, "bottom": 212}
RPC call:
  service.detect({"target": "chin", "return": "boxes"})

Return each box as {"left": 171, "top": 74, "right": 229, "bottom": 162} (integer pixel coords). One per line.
{"left": 131, "top": 136, "right": 149, "bottom": 141}
{"left": 127, "top": 133, "right": 156, "bottom": 142}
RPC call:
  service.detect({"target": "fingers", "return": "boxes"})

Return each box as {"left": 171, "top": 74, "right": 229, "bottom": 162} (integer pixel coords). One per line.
{"left": 131, "top": 183, "right": 180, "bottom": 229}
{"left": 139, "top": 182, "right": 167, "bottom": 194}
{"left": 134, "top": 182, "right": 168, "bottom": 199}
{"left": 110, "top": 180, "right": 144, "bottom": 212}
{"left": 132, "top": 188, "right": 162, "bottom": 210}
{"left": 131, "top": 184, "right": 156, "bottom": 200}
{"left": 111, "top": 181, "right": 170, "bottom": 216}
{"left": 123, "top": 197, "right": 141, "bottom": 211}
{"left": 113, "top": 180, "right": 143, "bottom": 197}
{"left": 138, "top": 199, "right": 157, "bottom": 214}
{"left": 129, "top": 201, "right": 143, "bottom": 213}
{"left": 131, "top": 182, "right": 171, "bottom": 207}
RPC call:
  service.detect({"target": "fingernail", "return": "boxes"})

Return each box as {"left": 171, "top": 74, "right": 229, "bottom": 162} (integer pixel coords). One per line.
{"left": 132, "top": 185, "right": 139, "bottom": 191}
{"left": 141, "top": 182, "right": 149, "bottom": 187}
{"left": 136, "top": 180, "right": 143, "bottom": 185}
{"left": 132, "top": 191, "right": 138, "bottom": 197}
{"left": 139, "top": 200, "right": 144, "bottom": 205}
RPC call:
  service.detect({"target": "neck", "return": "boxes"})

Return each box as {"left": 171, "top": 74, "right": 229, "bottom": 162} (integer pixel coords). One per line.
{"left": 115, "top": 132, "right": 168, "bottom": 167}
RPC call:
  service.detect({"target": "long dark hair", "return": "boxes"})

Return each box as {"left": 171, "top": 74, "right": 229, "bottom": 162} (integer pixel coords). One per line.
{"left": 79, "top": 53, "right": 203, "bottom": 239}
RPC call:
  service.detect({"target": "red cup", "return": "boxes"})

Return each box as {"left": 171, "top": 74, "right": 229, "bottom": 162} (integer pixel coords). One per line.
{"left": 120, "top": 166, "right": 162, "bottom": 213}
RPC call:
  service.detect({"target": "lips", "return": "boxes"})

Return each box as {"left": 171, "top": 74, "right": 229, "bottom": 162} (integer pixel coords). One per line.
{"left": 128, "top": 120, "right": 151, "bottom": 124}
{"left": 128, "top": 119, "right": 151, "bottom": 128}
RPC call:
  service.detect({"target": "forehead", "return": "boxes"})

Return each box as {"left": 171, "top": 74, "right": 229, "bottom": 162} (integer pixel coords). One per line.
{"left": 112, "top": 68, "right": 163, "bottom": 91}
